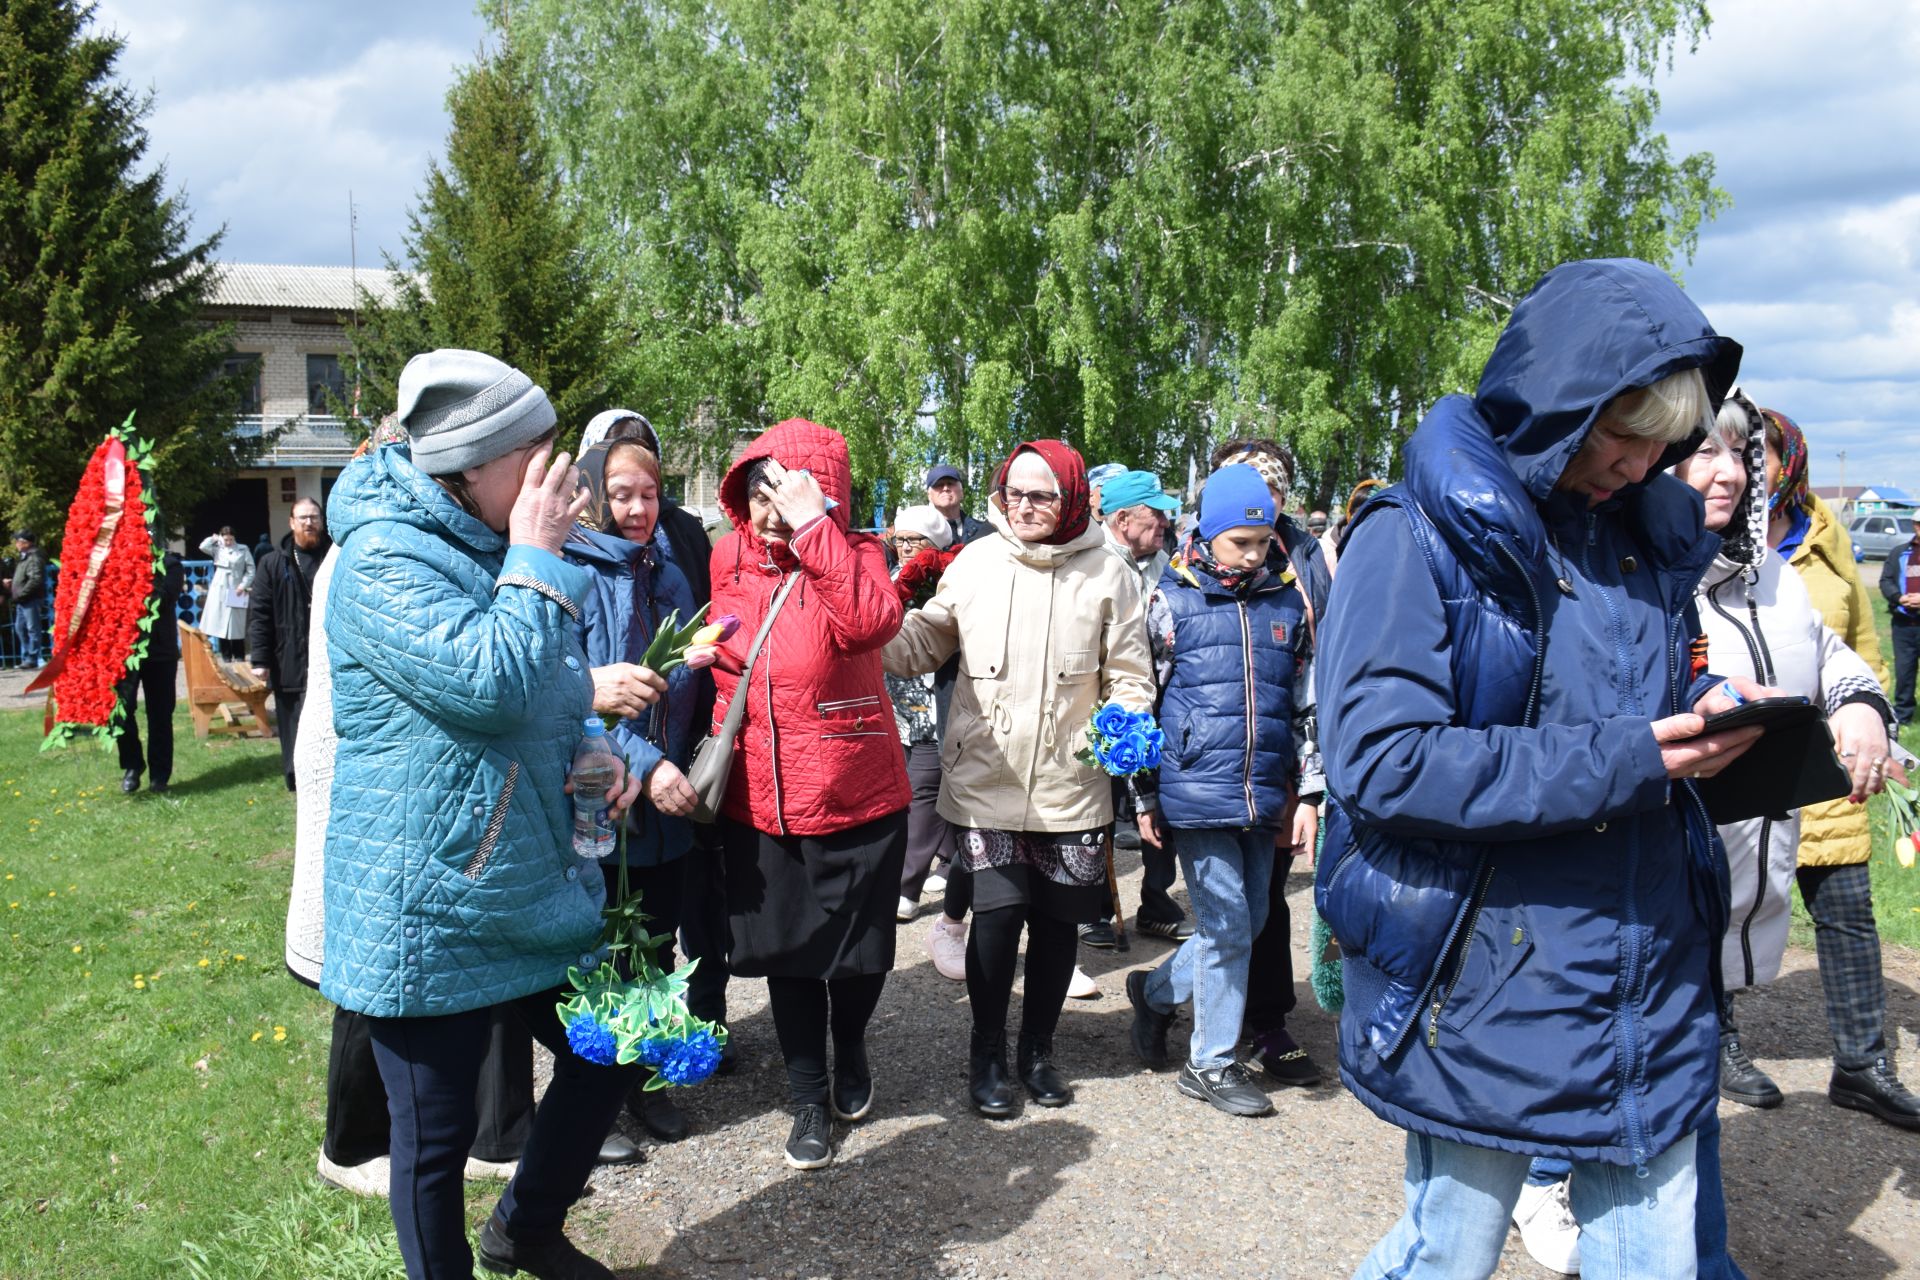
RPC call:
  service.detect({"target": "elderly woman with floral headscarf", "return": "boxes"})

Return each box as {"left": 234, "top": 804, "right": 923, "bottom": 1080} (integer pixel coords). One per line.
{"left": 885, "top": 440, "right": 1155, "bottom": 1117}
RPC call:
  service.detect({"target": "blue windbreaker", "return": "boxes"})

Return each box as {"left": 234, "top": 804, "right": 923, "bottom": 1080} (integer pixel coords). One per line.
{"left": 565, "top": 525, "right": 704, "bottom": 867}
{"left": 1316, "top": 258, "right": 1742, "bottom": 1167}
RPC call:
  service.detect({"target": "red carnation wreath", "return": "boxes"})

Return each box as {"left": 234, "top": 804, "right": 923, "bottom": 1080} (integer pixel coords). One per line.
{"left": 29, "top": 423, "right": 161, "bottom": 744}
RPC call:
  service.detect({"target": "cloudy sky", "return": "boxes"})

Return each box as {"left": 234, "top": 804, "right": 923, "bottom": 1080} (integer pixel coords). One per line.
{"left": 94, "top": 0, "right": 1919, "bottom": 496}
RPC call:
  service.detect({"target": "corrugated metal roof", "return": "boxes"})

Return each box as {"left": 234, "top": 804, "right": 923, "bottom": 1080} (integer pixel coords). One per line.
{"left": 207, "top": 263, "right": 407, "bottom": 310}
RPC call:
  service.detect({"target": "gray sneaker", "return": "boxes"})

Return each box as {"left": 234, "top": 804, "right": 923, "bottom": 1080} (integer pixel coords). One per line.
{"left": 1176, "top": 1061, "right": 1274, "bottom": 1116}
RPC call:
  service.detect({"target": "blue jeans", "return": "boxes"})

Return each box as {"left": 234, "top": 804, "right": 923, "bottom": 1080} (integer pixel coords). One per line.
{"left": 12, "top": 600, "right": 42, "bottom": 665}
{"left": 367, "top": 987, "right": 639, "bottom": 1280}
{"left": 1356, "top": 1129, "right": 1699, "bottom": 1280}
{"left": 1143, "top": 826, "right": 1273, "bottom": 1069}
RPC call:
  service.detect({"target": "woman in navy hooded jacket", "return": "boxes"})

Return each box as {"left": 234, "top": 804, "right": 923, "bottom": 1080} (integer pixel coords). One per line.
{"left": 1316, "top": 260, "right": 1773, "bottom": 1280}
{"left": 566, "top": 434, "right": 710, "bottom": 1147}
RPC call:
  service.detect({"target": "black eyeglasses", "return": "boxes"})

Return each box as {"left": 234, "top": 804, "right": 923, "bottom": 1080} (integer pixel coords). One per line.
{"left": 996, "top": 485, "right": 1061, "bottom": 510}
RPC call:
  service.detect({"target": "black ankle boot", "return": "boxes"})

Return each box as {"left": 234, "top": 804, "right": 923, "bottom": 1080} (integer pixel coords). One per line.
{"left": 1829, "top": 1057, "right": 1920, "bottom": 1131}
{"left": 831, "top": 1040, "right": 873, "bottom": 1122}
{"left": 968, "top": 1032, "right": 1016, "bottom": 1118}
{"left": 1016, "top": 1032, "right": 1073, "bottom": 1107}
{"left": 1719, "top": 1026, "right": 1782, "bottom": 1109}
{"left": 477, "top": 1209, "right": 615, "bottom": 1278}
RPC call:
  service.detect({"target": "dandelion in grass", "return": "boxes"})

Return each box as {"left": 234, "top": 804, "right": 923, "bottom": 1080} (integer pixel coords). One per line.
{"left": 250, "top": 1031, "right": 262, "bottom": 1042}
{"left": 272, "top": 1027, "right": 286, "bottom": 1043}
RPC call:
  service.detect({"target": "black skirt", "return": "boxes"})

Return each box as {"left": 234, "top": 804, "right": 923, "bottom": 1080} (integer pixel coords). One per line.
{"left": 720, "top": 811, "right": 908, "bottom": 980}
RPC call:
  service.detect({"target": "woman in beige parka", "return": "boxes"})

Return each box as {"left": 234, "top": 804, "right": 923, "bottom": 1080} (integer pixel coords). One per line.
{"left": 885, "top": 439, "right": 1154, "bottom": 1118}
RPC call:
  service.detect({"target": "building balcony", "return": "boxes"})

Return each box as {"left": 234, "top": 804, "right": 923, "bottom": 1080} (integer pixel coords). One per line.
{"left": 234, "top": 414, "right": 358, "bottom": 467}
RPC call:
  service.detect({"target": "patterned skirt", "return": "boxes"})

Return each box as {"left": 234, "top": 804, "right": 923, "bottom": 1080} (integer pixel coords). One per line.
{"left": 954, "top": 827, "right": 1111, "bottom": 922}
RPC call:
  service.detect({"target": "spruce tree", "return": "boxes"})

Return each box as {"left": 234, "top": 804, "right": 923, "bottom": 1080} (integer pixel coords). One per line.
{"left": 0, "top": 0, "right": 246, "bottom": 533}
{"left": 352, "top": 29, "right": 613, "bottom": 446}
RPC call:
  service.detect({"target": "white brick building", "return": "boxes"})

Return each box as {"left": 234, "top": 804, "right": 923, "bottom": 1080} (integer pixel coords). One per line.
{"left": 199, "top": 262, "right": 751, "bottom": 545}
{"left": 201, "top": 263, "right": 402, "bottom": 548}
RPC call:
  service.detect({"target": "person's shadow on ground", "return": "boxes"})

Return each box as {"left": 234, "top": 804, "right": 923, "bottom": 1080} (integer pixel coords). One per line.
{"left": 1718, "top": 965, "right": 1920, "bottom": 1278}
{"left": 640, "top": 1110, "right": 1098, "bottom": 1279}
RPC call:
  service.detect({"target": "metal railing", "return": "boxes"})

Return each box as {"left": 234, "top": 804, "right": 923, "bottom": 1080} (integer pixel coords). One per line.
{"left": 233, "top": 414, "right": 357, "bottom": 465}
{"left": 2, "top": 560, "right": 218, "bottom": 668}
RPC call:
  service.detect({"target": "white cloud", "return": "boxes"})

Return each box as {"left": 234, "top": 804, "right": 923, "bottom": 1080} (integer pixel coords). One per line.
{"left": 91, "top": 0, "right": 484, "bottom": 266}
{"left": 1657, "top": 0, "right": 1920, "bottom": 495}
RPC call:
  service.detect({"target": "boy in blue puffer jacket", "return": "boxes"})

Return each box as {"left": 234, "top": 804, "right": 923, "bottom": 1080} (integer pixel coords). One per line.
{"left": 1125, "top": 465, "right": 1318, "bottom": 1117}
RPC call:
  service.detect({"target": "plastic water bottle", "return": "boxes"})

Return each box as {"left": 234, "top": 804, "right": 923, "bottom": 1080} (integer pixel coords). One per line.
{"left": 570, "top": 718, "right": 618, "bottom": 860}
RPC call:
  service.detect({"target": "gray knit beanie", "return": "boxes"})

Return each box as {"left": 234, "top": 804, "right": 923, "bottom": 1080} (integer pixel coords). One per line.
{"left": 396, "top": 349, "right": 557, "bottom": 475}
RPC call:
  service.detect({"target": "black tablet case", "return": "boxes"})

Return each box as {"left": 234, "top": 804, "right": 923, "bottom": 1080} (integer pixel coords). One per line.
{"left": 1695, "top": 701, "right": 1852, "bottom": 823}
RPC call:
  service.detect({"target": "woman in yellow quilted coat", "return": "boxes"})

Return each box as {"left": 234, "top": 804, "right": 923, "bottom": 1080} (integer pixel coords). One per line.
{"left": 1760, "top": 407, "right": 1918, "bottom": 1130}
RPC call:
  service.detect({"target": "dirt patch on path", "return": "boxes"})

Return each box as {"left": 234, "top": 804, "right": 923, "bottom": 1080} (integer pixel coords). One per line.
{"left": 564, "top": 864, "right": 1920, "bottom": 1279}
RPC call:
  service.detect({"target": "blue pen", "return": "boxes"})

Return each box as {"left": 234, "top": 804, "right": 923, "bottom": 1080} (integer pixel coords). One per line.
{"left": 1717, "top": 680, "right": 1748, "bottom": 707}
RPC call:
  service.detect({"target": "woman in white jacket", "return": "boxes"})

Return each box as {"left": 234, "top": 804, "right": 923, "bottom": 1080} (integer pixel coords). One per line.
{"left": 1673, "top": 389, "right": 1901, "bottom": 1090}
{"left": 198, "top": 526, "right": 254, "bottom": 657}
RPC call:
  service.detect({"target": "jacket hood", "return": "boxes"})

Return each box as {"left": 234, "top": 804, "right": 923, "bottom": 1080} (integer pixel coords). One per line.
{"left": 580, "top": 408, "right": 660, "bottom": 457}
{"left": 719, "top": 419, "right": 855, "bottom": 538}
{"left": 1474, "top": 258, "right": 1743, "bottom": 503}
{"left": 1704, "top": 388, "right": 1769, "bottom": 577}
{"left": 325, "top": 443, "right": 504, "bottom": 554}
{"left": 1794, "top": 494, "right": 1852, "bottom": 574}
{"left": 563, "top": 523, "right": 651, "bottom": 572}
{"left": 985, "top": 499, "right": 1105, "bottom": 565}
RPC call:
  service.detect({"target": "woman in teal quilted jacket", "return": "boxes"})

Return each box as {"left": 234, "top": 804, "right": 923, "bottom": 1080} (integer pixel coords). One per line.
{"left": 323, "top": 350, "right": 644, "bottom": 1280}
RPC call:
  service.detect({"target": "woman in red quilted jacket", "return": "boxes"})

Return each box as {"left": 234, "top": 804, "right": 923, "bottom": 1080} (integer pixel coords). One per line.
{"left": 707, "top": 419, "right": 911, "bottom": 1171}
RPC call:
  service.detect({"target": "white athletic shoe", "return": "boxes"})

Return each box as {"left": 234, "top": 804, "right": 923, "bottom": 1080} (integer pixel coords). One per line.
{"left": 463, "top": 1156, "right": 519, "bottom": 1181}
{"left": 927, "top": 914, "right": 968, "bottom": 982}
{"left": 1067, "top": 966, "right": 1100, "bottom": 1000}
{"left": 1512, "top": 1177, "right": 1581, "bottom": 1275}
{"left": 923, "top": 872, "right": 948, "bottom": 895}
{"left": 897, "top": 895, "right": 919, "bottom": 922}
{"left": 316, "top": 1152, "right": 390, "bottom": 1198}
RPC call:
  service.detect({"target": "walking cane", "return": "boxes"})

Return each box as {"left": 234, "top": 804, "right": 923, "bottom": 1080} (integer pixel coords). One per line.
{"left": 1103, "top": 827, "right": 1130, "bottom": 951}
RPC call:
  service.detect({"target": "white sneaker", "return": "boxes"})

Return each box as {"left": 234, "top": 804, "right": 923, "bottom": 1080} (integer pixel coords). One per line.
{"left": 897, "top": 895, "right": 919, "bottom": 922}
{"left": 463, "top": 1156, "right": 519, "bottom": 1181}
{"left": 1067, "top": 966, "right": 1100, "bottom": 1000}
{"left": 924, "top": 872, "right": 948, "bottom": 895}
{"left": 316, "top": 1152, "right": 390, "bottom": 1198}
{"left": 1512, "top": 1177, "right": 1581, "bottom": 1275}
{"left": 927, "top": 914, "right": 968, "bottom": 982}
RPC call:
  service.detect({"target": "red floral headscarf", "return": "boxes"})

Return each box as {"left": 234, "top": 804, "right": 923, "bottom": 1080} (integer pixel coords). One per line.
{"left": 992, "top": 439, "right": 1090, "bottom": 545}
{"left": 1761, "top": 407, "right": 1810, "bottom": 518}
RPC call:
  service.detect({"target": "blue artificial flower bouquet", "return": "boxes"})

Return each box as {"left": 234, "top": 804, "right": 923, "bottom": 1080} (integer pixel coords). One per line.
{"left": 556, "top": 830, "right": 728, "bottom": 1087}
{"left": 1077, "top": 700, "right": 1165, "bottom": 777}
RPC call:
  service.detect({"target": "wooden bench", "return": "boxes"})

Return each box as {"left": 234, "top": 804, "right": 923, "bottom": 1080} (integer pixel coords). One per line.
{"left": 179, "top": 621, "right": 276, "bottom": 739}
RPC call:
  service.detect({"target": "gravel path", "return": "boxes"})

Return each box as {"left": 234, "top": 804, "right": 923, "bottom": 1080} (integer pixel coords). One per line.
{"left": 555, "top": 856, "right": 1920, "bottom": 1279}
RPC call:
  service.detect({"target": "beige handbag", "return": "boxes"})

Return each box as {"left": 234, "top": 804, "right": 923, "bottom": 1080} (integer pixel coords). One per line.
{"left": 687, "top": 575, "right": 797, "bottom": 823}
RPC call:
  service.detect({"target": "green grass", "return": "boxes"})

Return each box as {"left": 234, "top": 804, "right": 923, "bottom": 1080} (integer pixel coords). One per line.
{"left": 0, "top": 706, "right": 426, "bottom": 1279}
{"left": 1, "top": 600, "right": 1913, "bottom": 1276}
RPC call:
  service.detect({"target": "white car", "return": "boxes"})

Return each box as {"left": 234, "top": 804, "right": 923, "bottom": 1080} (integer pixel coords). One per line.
{"left": 1849, "top": 510, "right": 1916, "bottom": 560}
